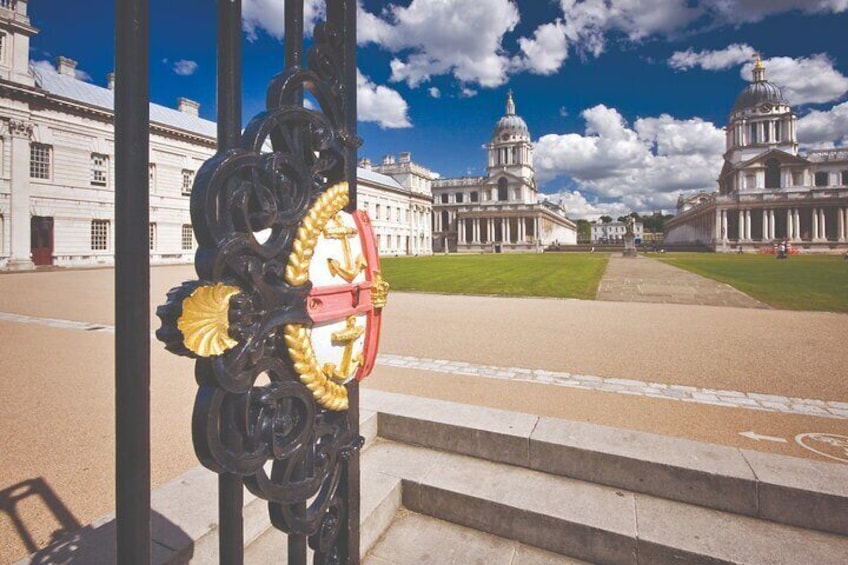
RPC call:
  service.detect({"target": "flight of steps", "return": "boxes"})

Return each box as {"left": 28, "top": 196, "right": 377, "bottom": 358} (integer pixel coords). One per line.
{"left": 19, "top": 390, "right": 848, "bottom": 564}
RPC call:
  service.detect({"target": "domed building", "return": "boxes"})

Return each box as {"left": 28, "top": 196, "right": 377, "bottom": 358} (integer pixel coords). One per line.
{"left": 430, "top": 92, "right": 577, "bottom": 252}
{"left": 665, "top": 57, "right": 848, "bottom": 251}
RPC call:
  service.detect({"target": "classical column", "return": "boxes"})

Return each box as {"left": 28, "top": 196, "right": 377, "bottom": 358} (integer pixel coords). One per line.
{"left": 793, "top": 209, "right": 801, "bottom": 241}
{"left": 738, "top": 209, "right": 745, "bottom": 240}
{"left": 721, "top": 209, "right": 728, "bottom": 242}
{"left": 534, "top": 217, "right": 540, "bottom": 244}
{"left": 745, "top": 209, "right": 752, "bottom": 241}
{"left": 769, "top": 209, "right": 776, "bottom": 240}
{"left": 489, "top": 218, "right": 495, "bottom": 242}
{"left": 505, "top": 217, "right": 511, "bottom": 243}
{"left": 839, "top": 208, "right": 846, "bottom": 242}
{"left": 812, "top": 208, "right": 820, "bottom": 242}
{"left": 518, "top": 217, "right": 525, "bottom": 243}
{"left": 820, "top": 208, "right": 827, "bottom": 241}
{"left": 762, "top": 210, "right": 769, "bottom": 241}
{"left": 714, "top": 209, "right": 721, "bottom": 243}
{"left": 8, "top": 120, "right": 35, "bottom": 270}
{"left": 458, "top": 218, "right": 465, "bottom": 244}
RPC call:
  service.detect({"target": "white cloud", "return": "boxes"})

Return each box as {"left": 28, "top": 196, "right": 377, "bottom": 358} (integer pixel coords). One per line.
{"left": 797, "top": 101, "right": 848, "bottom": 147}
{"left": 359, "top": 0, "right": 519, "bottom": 88}
{"left": 704, "top": 0, "right": 848, "bottom": 24}
{"left": 242, "top": 0, "right": 324, "bottom": 41}
{"left": 172, "top": 59, "right": 198, "bottom": 76}
{"left": 460, "top": 86, "right": 478, "bottom": 98}
{"left": 741, "top": 54, "right": 848, "bottom": 106}
{"left": 356, "top": 70, "right": 411, "bottom": 129}
{"left": 545, "top": 190, "right": 630, "bottom": 220}
{"left": 559, "top": 0, "right": 701, "bottom": 57}
{"left": 514, "top": 19, "right": 569, "bottom": 75}
{"left": 428, "top": 87, "right": 441, "bottom": 98}
{"left": 534, "top": 105, "right": 725, "bottom": 213}
{"left": 669, "top": 43, "right": 756, "bottom": 71}
{"left": 31, "top": 59, "right": 91, "bottom": 82}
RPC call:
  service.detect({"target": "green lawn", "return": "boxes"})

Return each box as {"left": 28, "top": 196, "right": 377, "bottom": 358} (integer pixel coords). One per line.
{"left": 657, "top": 253, "right": 848, "bottom": 312}
{"left": 379, "top": 253, "right": 609, "bottom": 300}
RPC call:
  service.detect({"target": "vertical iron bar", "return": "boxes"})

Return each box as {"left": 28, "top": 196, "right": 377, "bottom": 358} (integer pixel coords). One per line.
{"left": 217, "top": 2, "right": 244, "bottom": 564}
{"left": 114, "top": 0, "right": 150, "bottom": 562}
{"left": 286, "top": 5, "right": 308, "bottom": 561}
{"left": 328, "top": 0, "right": 357, "bottom": 212}
{"left": 344, "top": 382, "right": 361, "bottom": 562}
{"left": 285, "top": 0, "right": 304, "bottom": 106}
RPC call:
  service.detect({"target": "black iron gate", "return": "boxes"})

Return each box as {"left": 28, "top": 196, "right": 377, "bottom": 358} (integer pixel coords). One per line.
{"left": 114, "top": 1, "right": 361, "bottom": 563}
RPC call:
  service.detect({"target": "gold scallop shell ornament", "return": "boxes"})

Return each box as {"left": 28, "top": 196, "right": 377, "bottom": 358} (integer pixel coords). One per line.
{"left": 177, "top": 282, "right": 242, "bottom": 357}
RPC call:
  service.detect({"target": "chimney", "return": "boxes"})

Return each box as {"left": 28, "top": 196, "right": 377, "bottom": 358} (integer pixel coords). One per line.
{"left": 56, "top": 56, "right": 78, "bottom": 77}
{"left": 177, "top": 97, "right": 200, "bottom": 116}
{"left": 358, "top": 157, "right": 372, "bottom": 171}
{"left": 382, "top": 154, "right": 395, "bottom": 166}
{"left": 106, "top": 72, "right": 115, "bottom": 90}
{"left": 399, "top": 152, "right": 411, "bottom": 163}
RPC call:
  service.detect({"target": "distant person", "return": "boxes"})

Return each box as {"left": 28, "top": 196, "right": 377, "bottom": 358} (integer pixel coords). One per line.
{"left": 590, "top": 246, "right": 595, "bottom": 253}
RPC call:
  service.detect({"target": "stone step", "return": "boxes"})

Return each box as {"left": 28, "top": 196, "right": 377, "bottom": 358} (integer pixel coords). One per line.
{"left": 365, "top": 510, "right": 590, "bottom": 564}
{"left": 16, "top": 409, "right": 381, "bottom": 564}
{"left": 375, "top": 438, "right": 848, "bottom": 565}
{"left": 363, "top": 389, "right": 848, "bottom": 537}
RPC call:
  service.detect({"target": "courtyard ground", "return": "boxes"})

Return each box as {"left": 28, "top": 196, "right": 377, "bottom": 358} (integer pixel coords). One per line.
{"left": 0, "top": 258, "right": 846, "bottom": 561}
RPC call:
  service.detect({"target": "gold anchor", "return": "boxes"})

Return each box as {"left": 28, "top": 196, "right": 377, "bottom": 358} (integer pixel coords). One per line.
{"left": 322, "top": 315, "right": 365, "bottom": 383}
{"left": 324, "top": 213, "right": 367, "bottom": 283}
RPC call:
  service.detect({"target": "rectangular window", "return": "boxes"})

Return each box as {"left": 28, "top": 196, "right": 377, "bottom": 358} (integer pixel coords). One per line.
{"left": 375, "top": 203, "right": 381, "bottom": 219}
{"left": 815, "top": 172, "right": 829, "bottom": 187}
{"left": 455, "top": 193, "right": 464, "bottom": 203}
{"left": 0, "top": 33, "right": 6, "bottom": 65}
{"left": 91, "top": 153, "right": 108, "bottom": 186}
{"left": 793, "top": 171, "right": 804, "bottom": 186}
{"left": 774, "top": 121, "right": 782, "bottom": 142}
{"left": 440, "top": 193, "right": 449, "bottom": 204}
{"left": 395, "top": 207, "right": 401, "bottom": 222}
{"left": 842, "top": 170, "right": 848, "bottom": 186}
{"left": 385, "top": 206, "right": 391, "bottom": 220}
{"left": 149, "top": 222, "right": 156, "bottom": 251}
{"left": 149, "top": 164, "right": 157, "bottom": 191}
{"left": 182, "top": 169, "right": 194, "bottom": 196}
{"left": 181, "top": 224, "right": 194, "bottom": 250}
{"left": 91, "top": 220, "right": 110, "bottom": 251}
{"left": 30, "top": 143, "right": 51, "bottom": 179}
{"left": 470, "top": 191, "right": 479, "bottom": 203}
{"left": 749, "top": 124, "right": 758, "bottom": 144}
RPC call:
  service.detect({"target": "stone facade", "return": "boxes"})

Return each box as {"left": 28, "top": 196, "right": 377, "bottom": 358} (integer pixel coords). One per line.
{"left": 431, "top": 93, "right": 577, "bottom": 253}
{"left": 665, "top": 58, "right": 848, "bottom": 252}
{"left": 0, "top": 1, "right": 431, "bottom": 269}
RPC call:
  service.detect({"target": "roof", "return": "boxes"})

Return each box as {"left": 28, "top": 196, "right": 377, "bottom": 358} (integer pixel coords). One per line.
{"left": 357, "top": 167, "right": 407, "bottom": 191}
{"left": 33, "top": 67, "right": 217, "bottom": 139}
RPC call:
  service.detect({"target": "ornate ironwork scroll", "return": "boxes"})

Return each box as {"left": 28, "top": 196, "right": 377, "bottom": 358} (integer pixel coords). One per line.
{"left": 156, "top": 2, "right": 378, "bottom": 562}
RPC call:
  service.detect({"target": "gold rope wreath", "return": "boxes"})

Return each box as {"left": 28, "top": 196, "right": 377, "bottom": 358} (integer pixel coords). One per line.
{"left": 284, "top": 182, "right": 351, "bottom": 411}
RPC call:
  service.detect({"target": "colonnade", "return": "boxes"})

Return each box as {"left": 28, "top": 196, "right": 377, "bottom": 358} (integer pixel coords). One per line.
{"left": 456, "top": 216, "right": 541, "bottom": 246}
{"left": 714, "top": 206, "right": 848, "bottom": 243}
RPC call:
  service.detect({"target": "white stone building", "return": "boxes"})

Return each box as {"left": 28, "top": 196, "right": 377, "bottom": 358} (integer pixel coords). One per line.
{"left": 591, "top": 221, "right": 644, "bottom": 244}
{"left": 0, "top": 0, "right": 430, "bottom": 269}
{"left": 360, "top": 153, "right": 434, "bottom": 256}
{"left": 665, "top": 58, "right": 848, "bottom": 251}
{"left": 431, "top": 93, "right": 577, "bottom": 253}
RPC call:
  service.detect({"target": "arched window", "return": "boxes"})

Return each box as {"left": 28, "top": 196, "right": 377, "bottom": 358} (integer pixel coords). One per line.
{"left": 765, "top": 158, "right": 780, "bottom": 189}
{"left": 497, "top": 177, "right": 509, "bottom": 201}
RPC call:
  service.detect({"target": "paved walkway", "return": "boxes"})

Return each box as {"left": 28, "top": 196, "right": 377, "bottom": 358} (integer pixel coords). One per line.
{"left": 597, "top": 255, "right": 767, "bottom": 308}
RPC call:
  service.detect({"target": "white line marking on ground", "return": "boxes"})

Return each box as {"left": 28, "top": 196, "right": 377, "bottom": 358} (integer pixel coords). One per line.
{"left": 1, "top": 311, "right": 843, "bottom": 420}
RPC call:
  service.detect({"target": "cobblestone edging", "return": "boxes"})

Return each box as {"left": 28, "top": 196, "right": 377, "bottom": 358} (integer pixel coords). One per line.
{"left": 376, "top": 353, "right": 848, "bottom": 420}
{"left": 3, "top": 311, "right": 844, "bottom": 420}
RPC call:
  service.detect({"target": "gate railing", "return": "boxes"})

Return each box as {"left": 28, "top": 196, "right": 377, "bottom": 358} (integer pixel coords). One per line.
{"left": 115, "top": 1, "right": 361, "bottom": 563}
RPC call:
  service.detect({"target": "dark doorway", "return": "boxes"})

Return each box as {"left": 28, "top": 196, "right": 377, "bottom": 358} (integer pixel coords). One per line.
{"left": 31, "top": 216, "right": 54, "bottom": 266}
{"left": 765, "top": 158, "right": 780, "bottom": 189}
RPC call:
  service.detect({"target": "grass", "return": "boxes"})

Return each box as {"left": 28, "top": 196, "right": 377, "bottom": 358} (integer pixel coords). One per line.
{"left": 379, "top": 253, "right": 609, "bottom": 300}
{"left": 657, "top": 253, "right": 848, "bottom": 312}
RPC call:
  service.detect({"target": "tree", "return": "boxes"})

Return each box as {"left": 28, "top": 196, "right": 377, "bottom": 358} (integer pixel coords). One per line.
{"left": 599, "top": 215, "right": 613, "bottom": 224}
{"left": 574, "top": 219, "right": 591, "bottom": 242}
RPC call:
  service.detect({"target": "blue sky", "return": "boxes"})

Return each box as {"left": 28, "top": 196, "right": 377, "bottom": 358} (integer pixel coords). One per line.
{"left": 27, "top": 1, "right": 848, "bottom": 218}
